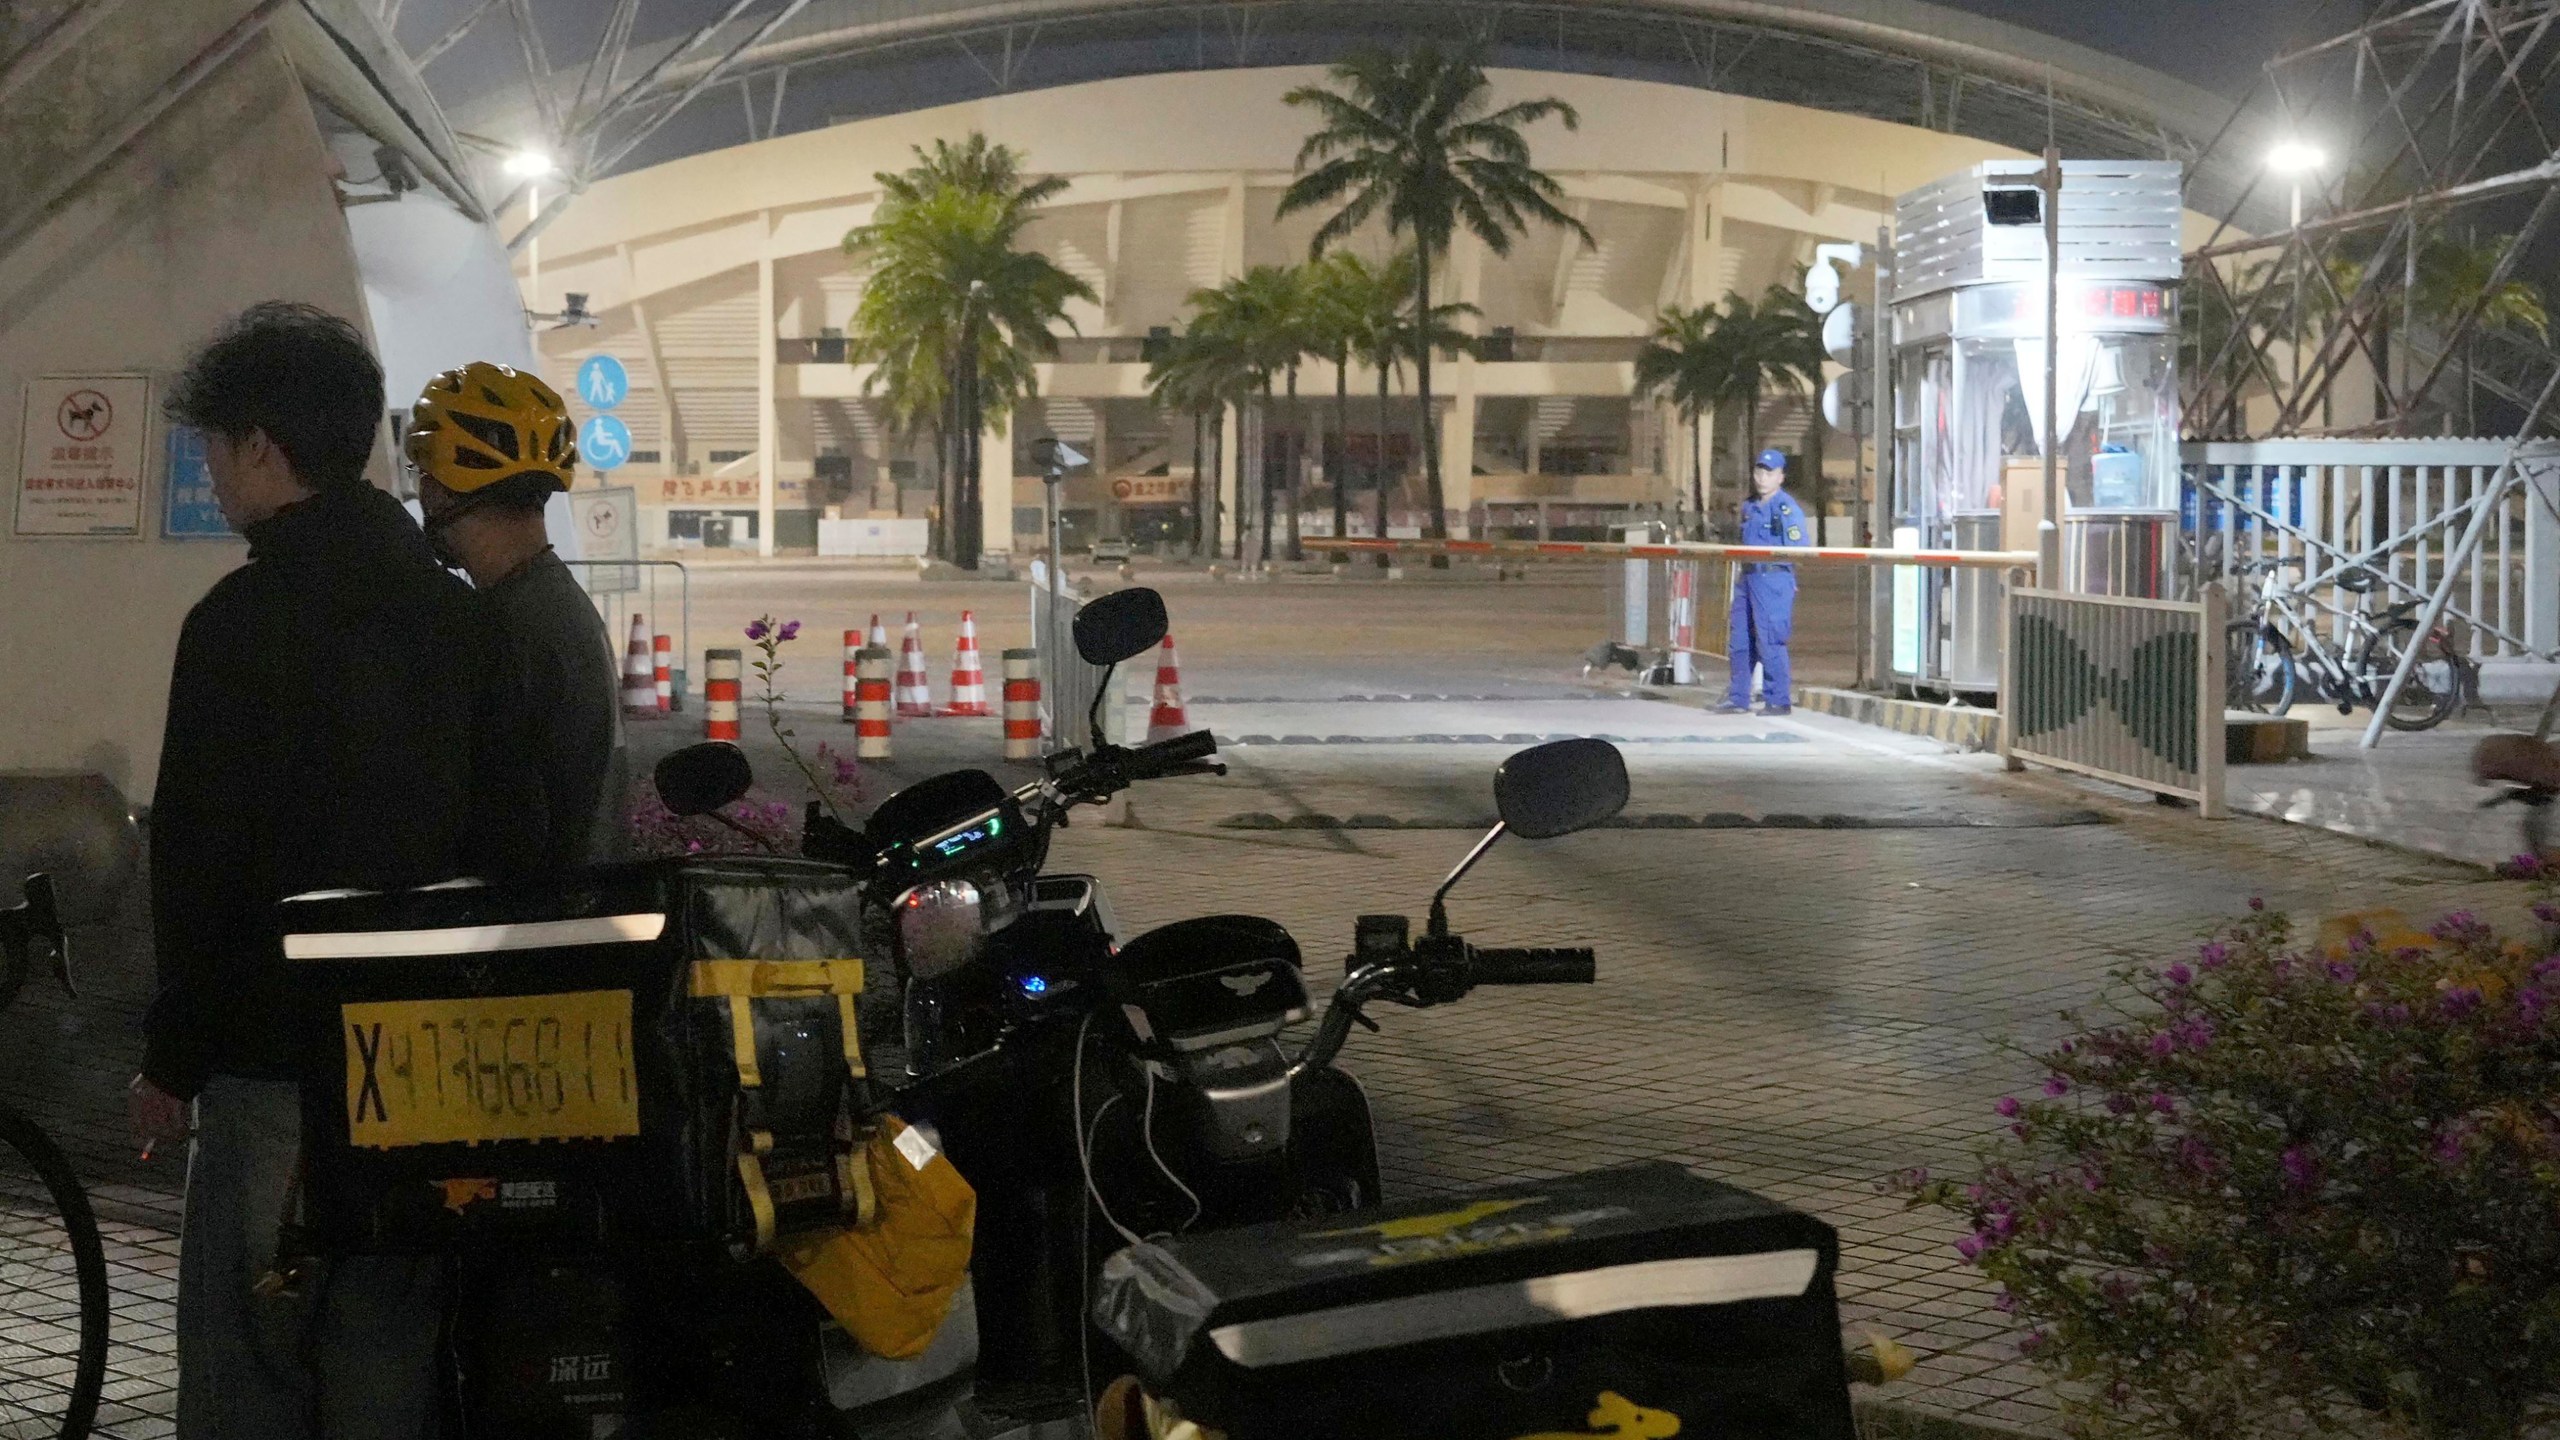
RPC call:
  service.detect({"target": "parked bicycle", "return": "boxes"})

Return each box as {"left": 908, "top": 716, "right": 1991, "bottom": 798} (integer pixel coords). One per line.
{"left": 0, "top": 874, "right": 107, "bottom": 1440}
{"left": 2223, "top": 556, "right": 2474, "bottom": 732}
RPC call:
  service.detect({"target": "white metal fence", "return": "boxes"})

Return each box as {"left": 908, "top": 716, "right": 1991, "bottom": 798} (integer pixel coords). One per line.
{"left": 2003, "top": 586, "right": 2227, "bottom": 816}
{"left": 2182, "top": 439, "right": 2560, "bottom": 663}
{"left": 1027, "top": 580, "right": 1126, "bottom": 751}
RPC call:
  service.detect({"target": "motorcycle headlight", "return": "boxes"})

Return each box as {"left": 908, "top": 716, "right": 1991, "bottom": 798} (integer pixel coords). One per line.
{"left": 896, "top": 878, "right": 986, "bottom": 980}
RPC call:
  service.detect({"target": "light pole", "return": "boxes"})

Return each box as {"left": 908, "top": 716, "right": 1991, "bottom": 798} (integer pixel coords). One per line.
{"left": 505, "top": 149, "right": 556, "bottom": 311}
{"left": 2266, "top": 140, "right": 2325, "bottom": 421}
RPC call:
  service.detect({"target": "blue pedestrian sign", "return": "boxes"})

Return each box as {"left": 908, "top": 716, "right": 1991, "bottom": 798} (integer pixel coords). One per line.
{"left": 580, "top": 414, "right": 633, "bottom": 471}
{"left": 163, "top": 425, "right": 231, "bottom": 538}
{"left": 577, "top": 354, "right": 630, "bottom": 411}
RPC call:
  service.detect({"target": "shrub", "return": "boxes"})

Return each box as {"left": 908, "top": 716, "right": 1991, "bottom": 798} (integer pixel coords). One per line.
{"left": 1900, "top": 885, "right": 2560, "bottom": 1438}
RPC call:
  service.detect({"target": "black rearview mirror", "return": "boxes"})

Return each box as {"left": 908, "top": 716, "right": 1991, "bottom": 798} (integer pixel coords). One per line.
{"left": 655, "top": 743, "right": 753, "bottom": 818}
{"left": 1073, "top": 587, "right": 1168, "bottom": 667}
{"left": 1494, "top": 739, "right": 1629, "bottom": 840}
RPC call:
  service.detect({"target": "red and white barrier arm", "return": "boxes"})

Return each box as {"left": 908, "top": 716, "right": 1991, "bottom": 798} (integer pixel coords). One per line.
{"left": 1316, "top": 536, "right": 2041, "bottom": 570}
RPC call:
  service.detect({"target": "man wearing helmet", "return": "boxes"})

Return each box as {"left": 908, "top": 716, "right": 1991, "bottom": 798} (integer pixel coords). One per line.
{"left": 406, "top": 361, "right": 623, "bottom": 871}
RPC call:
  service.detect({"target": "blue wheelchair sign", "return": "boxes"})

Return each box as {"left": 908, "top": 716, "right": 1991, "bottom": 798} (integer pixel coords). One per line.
{"left": 577, "top": 354, "right": 630, "bottom": 411}
{"left": 580, "top": 414, "right": 633, "bottom": 471}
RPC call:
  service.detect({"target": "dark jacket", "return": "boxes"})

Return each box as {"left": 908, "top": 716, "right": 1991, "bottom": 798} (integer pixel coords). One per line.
{"left": 145, "top": 485, "right": 490, "bottom": 1099}
{"left": 477, "top": 548, "right": 624, "bottom": 871}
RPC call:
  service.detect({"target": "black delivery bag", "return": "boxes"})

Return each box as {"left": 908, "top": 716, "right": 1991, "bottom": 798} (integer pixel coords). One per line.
{"left": 281, "top": 857, "right": 873, "bottom": 1255}
{"left": 1092, "top": 1161, "right": 1856, "bottom": 1440}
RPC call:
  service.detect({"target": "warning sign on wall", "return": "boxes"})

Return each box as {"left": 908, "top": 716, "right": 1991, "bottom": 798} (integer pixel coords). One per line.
{"left": 16, "top": 374, "right": 148, "bottom": 538}
{"left": 1109, "top": 476, "right": 1191, "bottom": 504}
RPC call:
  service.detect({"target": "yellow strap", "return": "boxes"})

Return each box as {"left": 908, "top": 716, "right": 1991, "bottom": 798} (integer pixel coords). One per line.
{"left": 837, "top": 1142, "right": 877, "bottom": 1226}
{"left": 690, "top": 958, "right": 864, "bottom": 999}
{"left": 834, "top": 993, "right": 866, "bottom": 1080}
{"left": 736, "top": 1148, "right": 778, "bottom": 1254}
{"left": 725, "top": 996, "right": 762, "bottom": 1088}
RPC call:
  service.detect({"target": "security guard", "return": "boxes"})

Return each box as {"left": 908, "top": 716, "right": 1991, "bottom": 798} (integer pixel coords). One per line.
{"left": 1719, "top": 447, "right": 1812, "bottom": 715}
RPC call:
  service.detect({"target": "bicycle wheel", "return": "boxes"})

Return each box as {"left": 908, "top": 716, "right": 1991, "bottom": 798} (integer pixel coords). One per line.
{"left": 2368, "top": 620, "right": 2463, "bottom": 732}
{"left": 0, "top": 1107, "right": 105, "bottom": 1440}
{"left": 2225, "top": 621, "right": 2295, "bottom": 715}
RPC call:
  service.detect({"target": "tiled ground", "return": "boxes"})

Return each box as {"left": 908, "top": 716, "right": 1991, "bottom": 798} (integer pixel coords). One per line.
{"left": 0, "top": 667, "right": 2524, "bottom": 1438}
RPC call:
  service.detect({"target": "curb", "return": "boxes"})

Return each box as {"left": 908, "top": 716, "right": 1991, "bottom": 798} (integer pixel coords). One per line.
{"left": 1856, "top": 1399, "right": 2055, "bottom": 1439}
{"left": 1795, "top": 687, "right": 2003, "bottom": 752}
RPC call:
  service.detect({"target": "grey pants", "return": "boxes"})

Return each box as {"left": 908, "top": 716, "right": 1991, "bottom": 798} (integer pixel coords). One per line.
{"left": 177, "top": 1076, "right": 443, "bottom": 1440}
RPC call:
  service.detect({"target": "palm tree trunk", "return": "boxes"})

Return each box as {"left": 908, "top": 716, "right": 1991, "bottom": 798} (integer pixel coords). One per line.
{"left": 957, "top": 338, "right": 981, "bottom": 571}
{"left": 1808, "top": 401, "right": 1828, "bottom": 536}
{"left": 1688, "top": 411, "right": 1705, "bottom": 541}
{"left": 1257, "top": 384, "right": 1275, "bottom": 564}
{"left": 1285, "top": 366, "right": 1304, "bottom": 562}
{"left": 1375, "top": 354, "right": 1393, "bottom": 570}
{"left": 1187, "top": 409, "right": 1208, "bottom": 561}
{"left": 1415, "top": 246, "right": 1447, "bottom": 544}
{"left": 1331, "top": 344, "right": 1351, "bottom": 552}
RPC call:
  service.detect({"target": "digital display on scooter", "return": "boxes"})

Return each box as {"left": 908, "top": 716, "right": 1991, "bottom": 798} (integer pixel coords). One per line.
{"left": 927, "top": 813, "right": 1003, "bottom": 860}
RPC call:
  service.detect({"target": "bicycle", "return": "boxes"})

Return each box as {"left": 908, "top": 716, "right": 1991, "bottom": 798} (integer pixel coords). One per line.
{"left": 0, "top": 874, "right": 107, "bottom": 1440}
{"left": 2223, "top": 556, "right": 2475, "bottom": 733}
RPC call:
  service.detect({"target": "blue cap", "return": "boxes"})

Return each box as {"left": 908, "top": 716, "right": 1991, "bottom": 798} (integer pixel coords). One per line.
{"left": 1754, "top": 448, "right": 1788, "bottom": 471}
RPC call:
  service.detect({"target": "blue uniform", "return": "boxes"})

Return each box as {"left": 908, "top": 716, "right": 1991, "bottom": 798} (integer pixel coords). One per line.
{"left": 1727, "top": 489, "right": 1812, "bottom": 709}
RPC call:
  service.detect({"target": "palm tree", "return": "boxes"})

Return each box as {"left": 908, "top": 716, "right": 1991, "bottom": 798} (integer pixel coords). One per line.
{"left": 1147, "top": 323, "right": 1253, "bottom": 558}
{"left": 1279, "top": 45, "right": 1591, "bottom": 544}
{"left": 2410, "top": 230, "right": 2550, "bottom": 432}
{"left": 1703, "top": 287, "right": 1825, "bottom": 515}
{"left": 844, "top": 136, "right": 1089, "bottom": 569}
{"left": 1634, "top": 302, "right": 1725, "bottom": 539}
{"left": 1187, "top": 265, "right": 1310, "bottom": 562}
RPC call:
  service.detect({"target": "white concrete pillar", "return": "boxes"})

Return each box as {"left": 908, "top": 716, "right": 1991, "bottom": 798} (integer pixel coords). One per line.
{"left": 980, "top": 408, "right": 1013, "bottom": 561}
{"left": 2527, "top": 454, "right": 2560, "bottom": 656}
{"left": 1218, "top": 401, "right": 1241, "bottom": 553}
{"left": 755, "top": 213, "right": 776, "bottom": 557}
{"left": 1441, "top": 229, "right": 1485, "bottom": 536}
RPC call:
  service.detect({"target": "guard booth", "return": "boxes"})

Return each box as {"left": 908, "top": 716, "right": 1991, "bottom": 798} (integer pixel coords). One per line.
{"left": 1888, "top": 160, "right": 2184, "bottom": 693}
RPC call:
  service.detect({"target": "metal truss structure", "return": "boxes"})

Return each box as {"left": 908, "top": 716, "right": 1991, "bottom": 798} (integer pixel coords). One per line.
{"left": 2171, "top": 0, "right": 2560, "bottom": 744}
{"left": 392, "top": 0, "right": 2245, "bottom": 253}
{"left": 2181, "top": 0, "right": 2560, "bottom": 443}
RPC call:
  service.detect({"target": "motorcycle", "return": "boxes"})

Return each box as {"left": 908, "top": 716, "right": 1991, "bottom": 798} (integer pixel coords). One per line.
{"left": 645, "top": 586, "right": 1633, "bottom": 1436}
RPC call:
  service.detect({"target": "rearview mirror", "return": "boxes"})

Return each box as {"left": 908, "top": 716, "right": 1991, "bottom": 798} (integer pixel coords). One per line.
{"left": 1073, "top": 587, "right": 1169, "bottom": 666}
{"left": 655, "top": 743, "right": 753, "bottom": 818}
{"left": 1494, "top": 739, "right": 1629, "bottom": 840}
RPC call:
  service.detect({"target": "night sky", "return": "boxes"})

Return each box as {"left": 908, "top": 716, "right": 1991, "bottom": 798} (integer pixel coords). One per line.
{"left": 1943, "top": 0, "right": 2333, "bottom": 98}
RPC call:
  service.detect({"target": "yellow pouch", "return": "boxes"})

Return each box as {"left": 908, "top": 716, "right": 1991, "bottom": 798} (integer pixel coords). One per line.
{"left": 775, "top": 1115, "right": 977, "bottom": 1359}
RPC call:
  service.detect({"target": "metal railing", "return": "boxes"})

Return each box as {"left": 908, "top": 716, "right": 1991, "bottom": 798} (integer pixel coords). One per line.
{"left": 1027, "top": 581, "right": 1125, "bottom": 750}
{"left": 2002, "top": 585, "right": 2227, "bottom": 817}
{"left": 565, "top": 559, "right": 691, "bottom": 707}
{"left": 2182, "top": 439, "right": 2560, "bottom": 663}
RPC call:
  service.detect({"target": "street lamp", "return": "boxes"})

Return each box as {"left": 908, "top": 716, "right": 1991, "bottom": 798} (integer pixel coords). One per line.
{"left": 2266, "top": 140, "right": 2327, "bottom": 416}
{"left": 503, "top": 148, "right": 555, "bottom": 179}
{"left": 504, "top": 149, "right": 557, "bottom": 318}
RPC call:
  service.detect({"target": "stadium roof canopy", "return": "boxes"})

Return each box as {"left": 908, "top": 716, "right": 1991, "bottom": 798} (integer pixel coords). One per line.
{"left": 395, "top": 0, "right": 2254, "bottom": 232}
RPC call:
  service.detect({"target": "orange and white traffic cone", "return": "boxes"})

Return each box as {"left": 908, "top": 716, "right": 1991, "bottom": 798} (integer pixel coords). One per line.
{"left": 1146, "top": 636, "right": 1191, "bottom": 742}
{"left": 895, "top": 613, "right": 935, "bottom": 718}
{"left": 653, "top": 632, "right": 673, "bottom": 714}
{"left": 1003, "top": 649, "right": 1042, "bottom": 761}
{"left": 854, "top": 646, "right": 894, "bottom": 760}
{"left": 943, "top": 610, "right": 991, "bottom": 716}
{"left": 622, "top": 615, "right": 659, "bottom": 720}
{"left": 704, "top": 649, "right": 742, "bottom": 741}
{"left": 842, "top": 629, "right": 862, "bottom": 722}
{"left": 867, "top": 613, "right": 889, "bottom": 654}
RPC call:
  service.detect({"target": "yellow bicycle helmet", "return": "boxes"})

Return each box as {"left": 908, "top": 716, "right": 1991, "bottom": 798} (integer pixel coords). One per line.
{"left": 404, "top": 361, "right": 577, "bottom": 495}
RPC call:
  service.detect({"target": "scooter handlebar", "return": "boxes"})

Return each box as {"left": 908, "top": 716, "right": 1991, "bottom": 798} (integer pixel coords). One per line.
{"left": 1470, "top": 946, "right": 1597, "bottom": 985}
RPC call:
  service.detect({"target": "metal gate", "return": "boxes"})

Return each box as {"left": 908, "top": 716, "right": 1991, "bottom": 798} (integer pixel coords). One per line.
{"left": 2003, "top": 586, "right": 2227, "bottom": 816}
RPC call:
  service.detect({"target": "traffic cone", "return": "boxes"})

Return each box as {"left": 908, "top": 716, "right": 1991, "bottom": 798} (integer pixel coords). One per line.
{"left": 943, "top": 610, "right": 991, "bottom": 717}
{"left": 1003, "top": 649, "right": 1042, "bottom": 761}
{"left": 653, "top": 633, "right": 673, "bottom": 714}
{"left": 842, "top": 629, "right": 862, "bottom": 722}
{"left": 854, "top": 647, "right": 894, "bottom": 760}
{"left": 622, "top": 615, "right": 659, "bottom": 720}
{"left": 867, "top": 613, "right": 889, "bottom": 653}
{"left": 895, "top": 613, "right": 935, "bottom": 717}
{"left": 704, "top": 649, "right": 742, "bottom": 741}
{"left": 1146, "top": 636, "right": 1191, "bottom": 742}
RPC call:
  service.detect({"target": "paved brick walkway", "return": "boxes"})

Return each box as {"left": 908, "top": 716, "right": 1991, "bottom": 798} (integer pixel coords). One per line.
{"left": 0, "top": 689, "right": 2518, "bottom": 1438}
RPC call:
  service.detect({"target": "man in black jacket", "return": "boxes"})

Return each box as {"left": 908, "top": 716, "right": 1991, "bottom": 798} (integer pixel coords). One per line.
{"left": 130, "top": 303, "right": 486, "bottom": 1439}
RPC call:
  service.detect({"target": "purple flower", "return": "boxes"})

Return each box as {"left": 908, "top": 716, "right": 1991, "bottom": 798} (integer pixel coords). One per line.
{"left": 2249, "top": 896, "right": 2266, "bottom": 912}
{"left": 2150, "top": 1091, "right": 2176, "bottom": 1116}
{"left": 2510, "top": 853, "right": 2544, "bottom": 877}
{"left": 2178, "top": 1137, "right": 2221, "bottom": 1176}
{"left": 2149, "top": 1030, "right": 2178, "bottom": 1058}
{"left": 2175, "top": 1017, "right": 2218, "bottom": 1050}
{"left": 2081, "top": 1170, "right": 2104, "bottom": 1193}
{"left": 2106, "top": 1093, "right": 2136, "bottom": 1115}
{"left": 778, "top": 619, "right": 802, "bottom": 642}
{"left": 2199, "top": 942, "right": 2232, "bottom": 969}
{"left": 2043, "top": 1075, "right": 2071, "bottom": 1098}
{"left": 2280, "top": 1145, "right": 2319, "bottom": 1193}
{"left": 2018, "top": 1331, "right": 2047, "bottom": 1358}
{"left": 2534, "top": 955, "right": 2560, "bottom": 984}
{"left": 745, "top": 618, "right": 771, "bottom": 642}
{"left": 1995, "top": 1096, "right": 2021, "bottom": 1118}
{"left": 2521, "top": 989, "right": 2548, "bottom": 1025}
{"left": 1993, "top": 1289, "right": 2018, "bottom": 1313}
{"left": 1956, "top": 1234, "right": 1984, "bottom": 1262}
{"left": 2326, "top": 959, "right": 2359, "bottom": 984}
{"left": 2164, "top": 963, "right": 2194, "bottom": 987}
{"left": 833, "top": 756, "right": 860, "bottom": 786}
{"left": 2433, "top": 910, "right": 2481, "bottom": 939}
{"left": 2441, "top": 986, "right": 2484, "bottom": 1019}
{"left": 2434, "top": 1122, "right": 2471, "bottom": 1167}
{"left": 2534, "top": 902, "right": 2560, "bottom": 925}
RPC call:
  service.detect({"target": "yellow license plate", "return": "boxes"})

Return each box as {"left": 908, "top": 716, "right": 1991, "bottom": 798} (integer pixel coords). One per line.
{"left": 342, "top": 990, "right": 641, "bottom": 1149}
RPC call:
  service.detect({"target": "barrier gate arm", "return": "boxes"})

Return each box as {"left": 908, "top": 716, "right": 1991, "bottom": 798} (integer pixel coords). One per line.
{"left": 1319, "top": 536, "right": 2042, "bottom": 570}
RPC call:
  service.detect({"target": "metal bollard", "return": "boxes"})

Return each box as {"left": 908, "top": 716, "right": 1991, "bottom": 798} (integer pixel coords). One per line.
{"left": 704, "top": 648, "right": 742, "bottom": 741}
{"left": 1002, "top": 649, "right": 1042, "bottom": 761}
{"left": 854, "top": 646, "right": 894, "bottom": 760}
